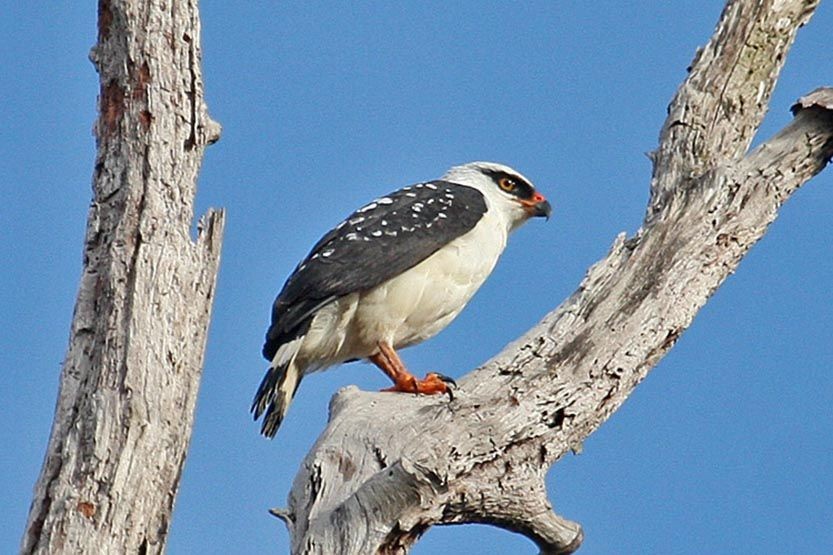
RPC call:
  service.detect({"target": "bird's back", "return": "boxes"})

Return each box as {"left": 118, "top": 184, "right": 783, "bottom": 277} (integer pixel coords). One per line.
{"left": 262, "top": 181, "right": 488, "bottom": 362}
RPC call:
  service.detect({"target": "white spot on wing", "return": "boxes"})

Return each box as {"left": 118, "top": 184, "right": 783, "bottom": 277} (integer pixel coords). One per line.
{"left": 377, "top": 197, "right": 393, "bottom": 205}
{"left": 425, "top": 183, "right": 437, "bottom": 190}
{"left": 371, "top": 230, "right": 382, "bottom": 237}
{"left": 358, "top": 202, "right": 377, "bottom": 213}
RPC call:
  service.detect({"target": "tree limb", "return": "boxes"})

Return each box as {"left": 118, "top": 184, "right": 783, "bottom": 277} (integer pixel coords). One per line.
{"left": 21, "top": 1, "right": 223, "bottom": 553}
{"left": 282, "top": 1, "right": 830, "bottom": 553}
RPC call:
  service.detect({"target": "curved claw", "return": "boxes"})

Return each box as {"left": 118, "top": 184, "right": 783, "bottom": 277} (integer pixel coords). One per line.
{"left": 426, "top": 372, "right": 456, "bottom": 401}
{"left": 430, "top": 372, "right": 457, "bottom": 387}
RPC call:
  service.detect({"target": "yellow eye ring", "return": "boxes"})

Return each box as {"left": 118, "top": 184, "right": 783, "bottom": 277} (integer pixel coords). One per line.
{"left": 498, "top": 177, "right": 517, "bottom": 193}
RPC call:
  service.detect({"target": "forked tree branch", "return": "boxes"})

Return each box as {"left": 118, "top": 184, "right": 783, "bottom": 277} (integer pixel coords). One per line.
{"left": 280, "top": 1, "right": 831, "bottom": 553}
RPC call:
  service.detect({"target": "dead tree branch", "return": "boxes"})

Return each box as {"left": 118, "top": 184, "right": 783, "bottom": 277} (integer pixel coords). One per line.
{"left": 21, "top": 1, "right": 223, "bottom": 553}
{"left": 280, "top": 1, "right": 831, "bottom": 553}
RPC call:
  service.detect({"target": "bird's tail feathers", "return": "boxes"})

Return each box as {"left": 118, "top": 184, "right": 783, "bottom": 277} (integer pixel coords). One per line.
{"left": 252, "top": 338, "right": 304, "bottom": 438}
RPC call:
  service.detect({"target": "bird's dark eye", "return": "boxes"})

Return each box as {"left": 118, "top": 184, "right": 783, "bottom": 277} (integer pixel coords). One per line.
{"left": 498, "top": 177, "right": 518, "bottom": 193}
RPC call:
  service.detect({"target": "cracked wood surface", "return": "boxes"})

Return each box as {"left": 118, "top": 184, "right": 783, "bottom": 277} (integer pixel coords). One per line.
{"left": 281, "top": 2, "right": 831, "bottom": 553}
{"left": 21, "top": 1, "right": 223, "bottom": 553}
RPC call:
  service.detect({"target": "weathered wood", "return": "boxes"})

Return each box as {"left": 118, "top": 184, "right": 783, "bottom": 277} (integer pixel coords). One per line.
{"left": 281, "top": 2, "right": 831, "bottom": 553}
{"left": 21, "top": 0, "right": 223, "bottom": 553}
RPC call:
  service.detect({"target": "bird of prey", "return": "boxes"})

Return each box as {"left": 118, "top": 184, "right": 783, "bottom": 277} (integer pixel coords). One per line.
{"left": 252, "top": 161, "right": 552, "bottom": 437}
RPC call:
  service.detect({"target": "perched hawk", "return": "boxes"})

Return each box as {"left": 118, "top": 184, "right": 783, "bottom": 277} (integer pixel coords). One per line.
{"left": 253, "top": 162, "right": 551, "bottom": 437}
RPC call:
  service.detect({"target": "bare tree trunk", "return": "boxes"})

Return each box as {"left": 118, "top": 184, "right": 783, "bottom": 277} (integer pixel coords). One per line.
{"left": 279, "top": 1, "right": 832, "bottom": 553}
{"left": 21, "top": 1, "right": 223, "bottom": 553}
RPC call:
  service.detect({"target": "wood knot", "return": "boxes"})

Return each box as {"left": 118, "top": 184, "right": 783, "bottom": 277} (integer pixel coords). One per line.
{"left": 99, "top": 80, "right": 125, "bottom": 137}
{"left": 77, "top": 501, "right": 96, "bottom": 519}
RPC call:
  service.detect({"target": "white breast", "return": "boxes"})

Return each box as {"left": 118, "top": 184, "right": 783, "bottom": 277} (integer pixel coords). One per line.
{"left": 354, "top": 204, "right": 508, "bottom": 349}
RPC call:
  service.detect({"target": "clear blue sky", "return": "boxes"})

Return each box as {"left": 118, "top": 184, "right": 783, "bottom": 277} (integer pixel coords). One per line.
{"left": 2, "top": 2, "right": 831, "bottom": 554}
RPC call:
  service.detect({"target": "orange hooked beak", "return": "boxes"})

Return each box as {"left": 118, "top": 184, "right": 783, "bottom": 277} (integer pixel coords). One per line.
{"left": 519, "top": 192, "right": 552, "bottom": 220}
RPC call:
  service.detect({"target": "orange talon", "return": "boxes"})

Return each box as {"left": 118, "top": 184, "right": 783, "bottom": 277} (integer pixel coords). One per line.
{"left": 382, "top": 372, "right": 452, "bottom": 395}
{"left": 369, "top": 342, "right": 455, "bottom": 399}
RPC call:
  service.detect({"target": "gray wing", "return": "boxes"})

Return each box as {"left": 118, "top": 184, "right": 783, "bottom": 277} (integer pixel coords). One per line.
{"left": 262, "top": 180, "right": 487, "bottom": 360}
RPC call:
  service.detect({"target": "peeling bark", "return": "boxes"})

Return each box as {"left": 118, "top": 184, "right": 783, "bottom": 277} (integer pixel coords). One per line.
{"left": 281, "top": 1, "right": 831, "bottom": 553}
{"left": 21, "top": 1, "right": 223, "bottom": 553}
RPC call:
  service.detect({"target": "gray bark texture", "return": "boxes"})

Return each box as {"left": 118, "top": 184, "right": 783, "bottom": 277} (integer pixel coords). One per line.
{"left": 281, "top": 1, "right": 832, "bottom": 554}
{"left": 21, "top": 0, "right": 223, "bottom": 553}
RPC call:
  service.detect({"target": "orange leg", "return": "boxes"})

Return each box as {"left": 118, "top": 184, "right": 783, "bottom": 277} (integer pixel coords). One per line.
{"left": 369, "top": 341, "right": 455, "bottom": 397}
